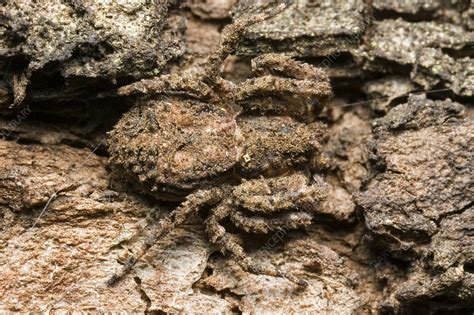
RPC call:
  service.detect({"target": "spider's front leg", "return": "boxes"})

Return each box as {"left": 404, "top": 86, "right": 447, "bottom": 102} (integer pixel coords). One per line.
{"left": 107, "top": 187, "right": 227, "bottom": 286}
{"left": 203, "top": 3, "right": 289, "bottom": 86}
{"left": 229, "top": 211, "right": 314, "bottom": 234}
{"left": 229, "top": 173, "right": 328, "bottom": 234}
{"left": 115, "top": 3, "right": 290, "bottom": 102}
{"left": 234, "top": 54, "right": 333, "bottom": 121}
{"left": 205, "top": 202, "right": 308, "bottom": 287}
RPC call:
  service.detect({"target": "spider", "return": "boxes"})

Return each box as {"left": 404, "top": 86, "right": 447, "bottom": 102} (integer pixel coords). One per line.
{"left": 107, "top": 2, "right": 333, "bottom": 287}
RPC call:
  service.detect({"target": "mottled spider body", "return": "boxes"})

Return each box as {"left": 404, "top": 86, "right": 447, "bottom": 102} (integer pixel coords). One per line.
{"left": 110, "top": 98, "right": 239, "bottom": 200}
{"left": 107, "top": 3, "right": 333, "bottom": 287}
{"left": 109, "top": 99, "right": 327, "bottom": 199}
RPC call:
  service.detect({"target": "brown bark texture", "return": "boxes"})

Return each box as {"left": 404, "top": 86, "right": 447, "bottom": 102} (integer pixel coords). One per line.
{"left": 0, "top": 0, "right": 473, "bottom": 313}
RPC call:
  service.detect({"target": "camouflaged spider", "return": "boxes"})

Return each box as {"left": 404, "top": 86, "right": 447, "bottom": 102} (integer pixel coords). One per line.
{"left": 107, "top": 2, "right": 333, "bottom": 287}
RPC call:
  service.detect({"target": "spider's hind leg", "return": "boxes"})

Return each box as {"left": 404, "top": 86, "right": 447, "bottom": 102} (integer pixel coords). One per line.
{"left": 107, "top": 187, "right": 226, "bottom": 286}
{"left": 205, "top": 202, "right": 308, "bottom": 287}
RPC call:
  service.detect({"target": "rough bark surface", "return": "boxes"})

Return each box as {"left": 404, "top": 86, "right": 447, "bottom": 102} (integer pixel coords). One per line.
{"left": 0, "top": 0, "right": 473, "bottom": 313}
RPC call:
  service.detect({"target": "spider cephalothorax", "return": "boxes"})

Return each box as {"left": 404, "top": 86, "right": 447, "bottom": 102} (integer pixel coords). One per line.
{"left": 107, "top": 2, "right": 333, "bottom": 287}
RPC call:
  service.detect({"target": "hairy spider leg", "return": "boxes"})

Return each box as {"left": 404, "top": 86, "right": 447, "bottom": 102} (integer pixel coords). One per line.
{"left": 117, "top": 72, "right": 215, "bottom": 99}
{"left": 251, "top": 53, "right": 330, "bottom": 83}
{"left": 231, "top": 53, "right": 333, "bottom": 120}
{"left": 116, "top": 3, "right": 290, "bottom": 100}
{"left": 202, "top": 2, "right": 289, "bottom": 86}
{"left": 107, "top": 187, "right": 227, "bottom": 286}
{"left": 229, "top": 210, "right": 314, "bottom": 234}
{"left": 205, "top": 202, "right": 308, "bottom": 287}
{"left": 234, "top": 76, "right": 333, "bottom": 103}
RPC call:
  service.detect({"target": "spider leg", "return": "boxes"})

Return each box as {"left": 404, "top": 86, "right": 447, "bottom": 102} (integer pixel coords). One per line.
{"left": 234, "top": 76, "right": 333, "bottom": 104}
{"left": 229, "top": 210, "right": 313, "bottom": 234}
{"left": 115, "top": 3, "right": 290, "bottom": 99}
{"left": 234, "top": 54, "right": 333, "bottom": 120}
{"left": 233, "top": 172, "right": 328, "bottom": 215}
{"left": 116, "top": 72, "right": 214, "bottom": 100}
{"left": 251, "top": 53, "right": 330, "bottom": 83}
{"left": 205, "top": 202, "right": 308, "bottom": 287}
{"left": 107, "top": 187, "right": 226, "bottom": 286}
{"left": 203, "top": 2, "right": 289, "bottom": 86}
